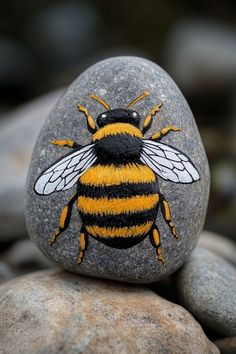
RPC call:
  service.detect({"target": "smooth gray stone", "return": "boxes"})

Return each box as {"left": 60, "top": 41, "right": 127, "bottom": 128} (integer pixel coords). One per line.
{"left": 0, "top": 269, "right": 219, "bottom": 354}
{"left": 0, "top": 261, "right": 14, "bottom": 285}
{"left": 25, "top": 56, "right": 210, "bottom": 283}
{"left": 0, "top": 89, "right": 63, "bottom": 241}
{"left": 198, "top": 230, "right": 236, "bottom": 266}
{"left": 3, "top": 238, "right": 53, "bottom": 272}
{"left": 177, "top": 247, "right": 236, "bottom": 336}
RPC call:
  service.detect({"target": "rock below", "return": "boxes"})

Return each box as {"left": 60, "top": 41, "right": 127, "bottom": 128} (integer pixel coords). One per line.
{"left": 176, "top": 247, "right": 236, "bottom": 336}
{"left": 214, "top": 336, "right": 236, "bottom": 354}
{"left": 198, "top": 230, "right": 236, "bottom": 265}
{"left": 25, "top": 56, "right": 209, "bottom": 283}
{"left": 0, "top": 269, "right": 219, "bottom": 354}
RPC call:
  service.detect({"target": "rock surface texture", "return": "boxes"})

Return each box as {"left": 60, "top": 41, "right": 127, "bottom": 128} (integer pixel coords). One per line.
{"left": 177, "top": 247, "right": 236, "bottom": 336}
{"left": 0, "top": 269, "right": 219, "bottom": 354}
{"left": 198, "top": 230, "right": 236, "bottom": 265}
{"left": 25, "top": 56, "right": 210, "bottom": 282}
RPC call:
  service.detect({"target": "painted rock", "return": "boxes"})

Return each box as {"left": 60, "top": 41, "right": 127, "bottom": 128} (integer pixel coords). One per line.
{"left": 25, "top": 56, "right": 210, "bottom": 283}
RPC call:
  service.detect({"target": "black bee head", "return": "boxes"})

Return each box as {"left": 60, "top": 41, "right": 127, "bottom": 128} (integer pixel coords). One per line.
{"left": 97, "top": 109, "right": 140, "bottom": 128}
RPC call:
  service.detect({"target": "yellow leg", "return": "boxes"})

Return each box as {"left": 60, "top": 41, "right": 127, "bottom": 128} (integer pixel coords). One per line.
{"left": 160, "top": 194, "right": 178, "bottom": 239}
{"left": 151, "top": 126, "right": 181, "bottom": 141}
{"left": 77, "top": 229, "right": 88, "bottom": 264}
{"left": 77, "top": 105, "right": 97, "bottom": 133}
{"left": 150, "top": 227, "right": 165, "bottom": 265}
{"left": 49, "top": 194, "right": 78, "bottom": 245}
{"left": 142, "top": 102, "right": 163, "bottom": 134}
{"left": 51, "top": 140, "right": 79, "bottom": 148}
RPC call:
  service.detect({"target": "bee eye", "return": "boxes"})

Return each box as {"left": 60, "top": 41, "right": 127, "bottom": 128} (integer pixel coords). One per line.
{"left": 132, "top": 112, "right": 138, "bottom": 118}
{"left": 101, "top": 114, "right": 106, "bottom": 118}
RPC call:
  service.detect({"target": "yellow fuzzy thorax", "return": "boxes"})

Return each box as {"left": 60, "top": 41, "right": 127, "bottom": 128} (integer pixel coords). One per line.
{"left": 92, "top": 123, "right": 143, "bottom": 141}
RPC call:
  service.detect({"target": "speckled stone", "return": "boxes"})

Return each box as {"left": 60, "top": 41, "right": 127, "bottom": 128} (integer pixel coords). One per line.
{"left": 176, "top": 247, "right": 236, "bottom": 336}
{"left": 0, "top": 269, "right": 219, "bottom": 354}
{"left": 25, "top": 56, "right": 210, "bottom": 283}
{"left": 198, "top": 230, "right": 236, "bottom": 266}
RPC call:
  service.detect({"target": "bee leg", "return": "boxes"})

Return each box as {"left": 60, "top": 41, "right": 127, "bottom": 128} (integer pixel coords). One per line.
{"left": 51, "top": 140, "right": 81, "bottom": 149}
{"left": 142, "top": 102, "right": 163, "bottom": 134}
{"left": 48, "top": 193, "right": 78, "bottom": 245}
{"left": 77, "top": 104, "right": 97, "bottom": 134}
{"left": 77, "top": 227, "right": 89, "bottom": 264}
{"left": 149, "top": 226, "right": 165, "bottom": 264}
{"left": 150, "top": 126, "right": 181, "bottom": 141}
{"left": 159, "top": 193, "right": 178, "bottom": 239}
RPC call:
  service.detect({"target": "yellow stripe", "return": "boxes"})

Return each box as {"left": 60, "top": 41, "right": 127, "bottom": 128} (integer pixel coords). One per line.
{"left": 78, "top": 194, "right": 159, "bottom": 215}
{"left": 163, "top": 200, "right": 171, "bottom": 220}
{"left": 153, "top": 229, "right": 160, "bottom": 246}
{"left": 51, "top": 140, "right": 74, "bottom": 147}
{"left": 88, "top": 115, "right": 96, "bottom": 130}
{"left": 143, "top": 115, "right": 152, "bottom": 128}
{"left": 85, "top": 222, "right": 153, "bottom": 238}
{"left": 80, "top": 163, "right": 156, "bottom": 186}
{"left": 59, "top": 206, "right": 68, "bottom": 228}
{"left": 92, "top": 123, "right": 143, "bottom": 141}
{"left": 79, "top": 233, "right": 86, "bottom": 250}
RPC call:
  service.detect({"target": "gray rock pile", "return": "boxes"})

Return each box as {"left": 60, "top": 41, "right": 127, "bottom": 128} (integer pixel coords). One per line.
{"left": 0, "top": 56, "right": 235, "bottom": 353}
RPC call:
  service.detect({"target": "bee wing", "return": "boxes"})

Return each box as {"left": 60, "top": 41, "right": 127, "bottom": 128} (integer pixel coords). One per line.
{"left": 140, "top": 139, "right": 200, "bottom": 183}
{"left": 34, "top": 144, "right": 97, "bottom": 195}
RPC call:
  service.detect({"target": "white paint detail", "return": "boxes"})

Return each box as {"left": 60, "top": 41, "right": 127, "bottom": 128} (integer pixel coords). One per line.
{"left": 34, "top": 172, "right": 53, "bottom": 194}
{"left": 34, "top": 144, "right": 97, "bottom": 195}
{"left": 141, "top": 139, "right": 200, "bottom": 184}
{"left": 165, "top": 151, "right": 181, "bottom": 161}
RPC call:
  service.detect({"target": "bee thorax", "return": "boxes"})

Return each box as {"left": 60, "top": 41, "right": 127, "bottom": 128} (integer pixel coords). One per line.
{"left": 95, "top": 134, "right": 143, "bottom": 163}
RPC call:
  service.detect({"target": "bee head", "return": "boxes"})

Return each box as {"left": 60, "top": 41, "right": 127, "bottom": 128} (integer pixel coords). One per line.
{"left": 90, "top": 91, "right": 149, "bottom": 129}
{"left": 97, "top": 109, "right": 140, "bottom": 128}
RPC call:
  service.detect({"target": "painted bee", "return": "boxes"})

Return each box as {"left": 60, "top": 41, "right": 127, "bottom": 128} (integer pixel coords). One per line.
{"left": 34, "top": 91, "right": 200, "bottom": 265}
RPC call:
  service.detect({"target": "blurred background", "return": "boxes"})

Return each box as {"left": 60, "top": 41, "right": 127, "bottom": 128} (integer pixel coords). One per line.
{"left": 0, "top": 0, "right": 235, "bottom": 280}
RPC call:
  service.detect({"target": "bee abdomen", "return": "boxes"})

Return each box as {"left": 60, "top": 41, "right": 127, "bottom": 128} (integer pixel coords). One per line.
{"left": 78, "top": 162, "right": 159, "bottom": 243}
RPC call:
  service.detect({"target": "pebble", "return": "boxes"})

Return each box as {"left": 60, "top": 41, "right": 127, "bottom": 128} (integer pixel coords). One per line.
{"left": 3, "top": 238, "right": 53, "bottom": 273}
{"left": 198, "top": 230, "right": 236, "bottom": 265}
{"left": 176, "top": 247, "right": 236, "bottom": 336}
{"left": 0, "top": 269, "right": 219, "bottom": 354}
{"left": 0, "top": 261, "right": 14, "bottom": 284}
{"left": 25, "top": 56, "right": 210, "bottom": 283}
{"left": 214, "top": 336, "right": 236, "bottom": 354}
{"left": 0, "top": 89, "right": 62, "bottom": 241}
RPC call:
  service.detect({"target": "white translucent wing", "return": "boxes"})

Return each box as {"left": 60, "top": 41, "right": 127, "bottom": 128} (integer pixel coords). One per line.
{"left": 141, "top": 139, "right": 200, "bottom": 183}
{"left": 34, "top": 144, "right": 97, "bottom": 195}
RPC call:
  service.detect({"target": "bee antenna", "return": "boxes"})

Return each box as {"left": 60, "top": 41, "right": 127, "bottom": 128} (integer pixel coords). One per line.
{"left": 90, "top": 95, "right": 111, "bottom": 110}
{"left": 127, "top": 91, "right": 150, "bottom": 109}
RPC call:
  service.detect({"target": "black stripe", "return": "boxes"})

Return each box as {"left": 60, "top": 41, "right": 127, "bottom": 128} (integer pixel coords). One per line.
{"left": 90, "top": 233, "right": 148, "bottom": 249}
{"left": 77, "top": 181, "right": 159, "bottom": 198}
{"left": 80, "top": 207, "right": 158, "bottom": 228}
